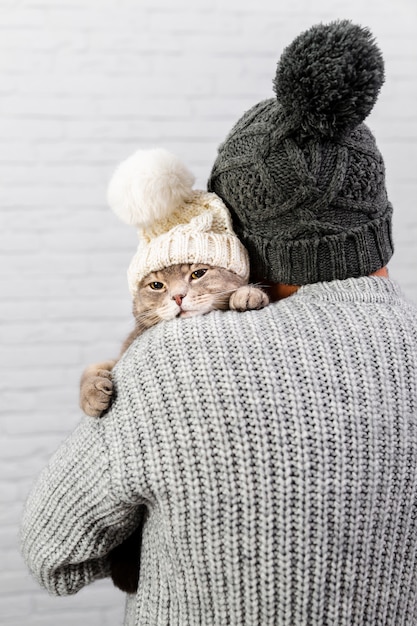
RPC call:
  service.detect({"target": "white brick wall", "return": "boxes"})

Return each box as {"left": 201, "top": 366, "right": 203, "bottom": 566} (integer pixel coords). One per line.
{"left": 1, "top": 0, "right": 416, "bottom": 624}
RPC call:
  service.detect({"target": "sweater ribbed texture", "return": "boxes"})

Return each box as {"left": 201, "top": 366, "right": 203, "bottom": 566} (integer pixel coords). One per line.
{"left": 21, "top": 277, "right": 417, "bottom": 625}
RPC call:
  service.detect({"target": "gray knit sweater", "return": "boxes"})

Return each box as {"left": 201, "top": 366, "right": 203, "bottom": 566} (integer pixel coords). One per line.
{"left": 21, "top": 277, "right": 417, "bottom": 625}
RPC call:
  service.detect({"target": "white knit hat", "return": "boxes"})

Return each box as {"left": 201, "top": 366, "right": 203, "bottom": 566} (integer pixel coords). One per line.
{"left": 107, "top": 149, "right": 250, "bottom": 296}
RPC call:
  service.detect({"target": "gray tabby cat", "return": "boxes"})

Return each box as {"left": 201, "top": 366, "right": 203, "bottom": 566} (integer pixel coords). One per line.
{"left": 80, "top": 262, "right": 268, "bottom": 417}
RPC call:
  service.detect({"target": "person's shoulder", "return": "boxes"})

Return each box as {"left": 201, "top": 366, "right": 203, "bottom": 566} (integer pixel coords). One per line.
{"left": 116, "top": 303, "right": 292, "bottom": 369}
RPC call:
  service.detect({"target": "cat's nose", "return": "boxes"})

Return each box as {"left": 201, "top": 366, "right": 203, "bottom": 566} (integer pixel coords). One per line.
{"left": 173, "top": 294, "right": 185, "bottom": 306}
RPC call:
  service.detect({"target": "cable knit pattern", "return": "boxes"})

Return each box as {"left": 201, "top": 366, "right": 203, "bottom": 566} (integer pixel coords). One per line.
{"left": 21, "top": 277, "right": 417, "bottom": 625}
{"left": 208, "top": 22, "right": 394, "bottom": 285}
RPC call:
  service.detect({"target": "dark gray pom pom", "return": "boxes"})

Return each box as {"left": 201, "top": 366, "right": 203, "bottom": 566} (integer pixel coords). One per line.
{"left": 274, "top": 20, "right": 385, "bottom": 139}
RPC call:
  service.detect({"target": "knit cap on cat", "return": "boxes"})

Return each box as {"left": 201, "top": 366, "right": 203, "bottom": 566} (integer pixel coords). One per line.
{"left": 208, "top": 20, "right": 394, "bottom": 285}
{"left": 107, "top": 149, "right": 250, "bottom": 295}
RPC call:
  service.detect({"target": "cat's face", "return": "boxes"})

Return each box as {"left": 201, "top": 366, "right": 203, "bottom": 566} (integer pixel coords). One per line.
{"left": 133, "top": 263, "right": 246, "bottom": 331}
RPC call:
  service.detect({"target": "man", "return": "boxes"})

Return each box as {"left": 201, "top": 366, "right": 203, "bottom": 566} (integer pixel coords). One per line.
{"left": 21, "top": 20, "right": 417, "bottom": 625}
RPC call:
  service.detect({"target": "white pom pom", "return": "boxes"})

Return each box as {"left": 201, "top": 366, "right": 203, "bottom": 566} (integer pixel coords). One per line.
{"left": 107, "top": 149, "right": 195, "bottom": 227}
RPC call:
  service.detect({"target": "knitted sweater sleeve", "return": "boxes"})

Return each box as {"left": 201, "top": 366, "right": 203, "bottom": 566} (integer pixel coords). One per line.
{"left": 20, "top": 414, "right": 139, "bottom": 596}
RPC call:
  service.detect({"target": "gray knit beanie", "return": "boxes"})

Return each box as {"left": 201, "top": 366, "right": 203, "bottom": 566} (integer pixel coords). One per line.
{"left": 208, "top": 20, "right": 394, "bottom": 284}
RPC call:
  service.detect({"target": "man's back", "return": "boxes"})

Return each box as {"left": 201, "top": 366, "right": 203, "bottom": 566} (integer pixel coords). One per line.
{"left": 107, "top": 276, "right": 417, "bottom": 625}
{"left": 21, "top": 276, "right": 417, "bottom": 625}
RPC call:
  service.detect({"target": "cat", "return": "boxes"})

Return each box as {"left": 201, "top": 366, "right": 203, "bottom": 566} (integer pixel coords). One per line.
{"left": 80, "top": 263, "right": 269, "bottom": 417}
{"left": 80, "top": 263, "right": 268, "bottom": 418}
{"left": 79, "top": 262, "right": 269, "bottom": 593}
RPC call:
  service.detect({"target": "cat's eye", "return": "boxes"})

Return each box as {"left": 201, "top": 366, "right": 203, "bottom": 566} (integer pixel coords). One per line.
{"left": 149, "top": 281, "right": 164, "bottom": 290}
{"left": 191, "top": 269, "right": 207, "bottom": 280}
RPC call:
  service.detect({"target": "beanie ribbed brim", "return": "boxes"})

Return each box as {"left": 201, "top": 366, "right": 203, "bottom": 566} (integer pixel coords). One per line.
{"left": 243, "top": 206, "right": 393, "bottom": 284}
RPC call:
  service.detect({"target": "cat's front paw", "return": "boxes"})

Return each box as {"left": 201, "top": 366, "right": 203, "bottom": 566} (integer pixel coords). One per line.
{"left": 80, "top": 362, "right": 115, "bottom": 417}
{"left": 229, "top": 285, "right": 269, "bottom": 312}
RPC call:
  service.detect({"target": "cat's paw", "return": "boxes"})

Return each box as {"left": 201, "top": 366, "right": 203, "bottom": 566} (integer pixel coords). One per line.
{"left": 80, "top": 362, "right": 115, "bottom": 417}
{"left": 229, "top": 285, "right": 269, "bottom": 312}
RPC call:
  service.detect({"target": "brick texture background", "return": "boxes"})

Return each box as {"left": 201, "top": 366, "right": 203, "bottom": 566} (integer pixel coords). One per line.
{"left": 0, "top": 0, "right": 416, "bottom": 624}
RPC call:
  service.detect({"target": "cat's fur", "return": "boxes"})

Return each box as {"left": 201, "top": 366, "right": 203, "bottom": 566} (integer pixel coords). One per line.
{"left": 80, "top": 263, "right": 268, "bottom": 417}
{"left": 79, "top": 262, "right": 269, "bottom": 592}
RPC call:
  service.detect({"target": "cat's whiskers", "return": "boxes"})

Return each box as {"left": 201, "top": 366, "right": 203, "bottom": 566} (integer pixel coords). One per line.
{"left": 251, "top": 282, "right": 270, "bottom": 290}
{"left": 191, "top": 287, "right": 240, "bottom": 300}
{"left": 194, "top": 289, "right": 236, "bottom": 304}
{"left": 133, "top": 309, "right": 164, "bottom": 329}
{"left": 133, "top": 310, "right": 161, "bottom": 321}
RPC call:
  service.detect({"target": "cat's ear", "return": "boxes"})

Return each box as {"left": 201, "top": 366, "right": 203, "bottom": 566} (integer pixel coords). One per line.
{"left": 107, "top": 149, "right": 195, "bottom": 228}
